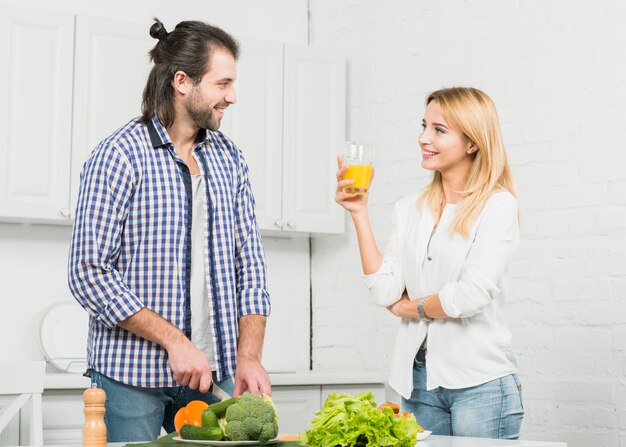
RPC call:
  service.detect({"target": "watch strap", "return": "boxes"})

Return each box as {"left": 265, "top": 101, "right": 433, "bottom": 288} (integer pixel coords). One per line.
{"left": 417, "top": 297, "right": 433, "bottom": 322}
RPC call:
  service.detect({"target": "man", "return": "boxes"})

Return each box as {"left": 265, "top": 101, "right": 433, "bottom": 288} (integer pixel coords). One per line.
{"left": 68, "top": 18, "right": 271, "bottom": 442}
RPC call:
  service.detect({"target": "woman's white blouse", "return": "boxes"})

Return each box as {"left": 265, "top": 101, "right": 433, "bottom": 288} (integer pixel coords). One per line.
{"left": 364, "top": 191, "right": 520, "bottom": 398}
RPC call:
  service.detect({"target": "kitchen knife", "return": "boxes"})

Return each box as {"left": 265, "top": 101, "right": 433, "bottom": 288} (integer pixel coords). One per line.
{"left": 210, "top": 382, "right": 231, "bottom": 401}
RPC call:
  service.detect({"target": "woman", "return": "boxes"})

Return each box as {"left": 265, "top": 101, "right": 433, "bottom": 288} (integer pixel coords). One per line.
{"left": 335, "top": 87, "right": 524, "bottom": 439}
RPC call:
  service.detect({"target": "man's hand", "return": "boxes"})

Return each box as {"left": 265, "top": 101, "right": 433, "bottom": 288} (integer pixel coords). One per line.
{"left": 118, "top": 308, "right": 213, "bottom": 392}
{"left": 233, "top": 355, "right": 271, "bottom": 396}
{"left": 233, "top": 315, "right": 270, "bottom": 396}
{"left": 165, "top": 334, "right": 213, "bottom": 393}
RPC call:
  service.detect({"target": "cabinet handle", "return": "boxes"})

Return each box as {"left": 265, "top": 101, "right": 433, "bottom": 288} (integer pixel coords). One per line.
{"left": 286, "top": 220, "right": 296, "bottom": 229}
{"left": 60, "top": 208, "right": 70, "bottom": 218}
{"left": 274, "top": 219, "right": 284, "bottom": 228}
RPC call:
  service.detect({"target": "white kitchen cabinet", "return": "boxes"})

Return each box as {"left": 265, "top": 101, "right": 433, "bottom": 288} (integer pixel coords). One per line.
{"left": 0, "top": 7, "right": 74, "bottom": 222}
{"left": 0, "top": 396, "right": 20, "bottom": 446}
{"left": 221, "top": 41, "right": 346, "bottom": 235}
{"left": 270, "top": 386, "right": 320, "bottom": 434}
{"left": 0, "top": 8, "right": 345, "bottom": 234}
{"left": 70, "top": 16, "right": 153, "bottom": 216}
{"left": 281, "top": 45, "right": 346, "bottom": 235}
{"left": 0, "top": 8, "right": 151, "bottom": 223}
{"left": 41, "top": 391, "right": 84, "bottom": 445}
{"left": 0, "top": 390, "right": 78, "bottom": 447}
{"left": 219, "top": 39, "right": 284, "bottom": 232}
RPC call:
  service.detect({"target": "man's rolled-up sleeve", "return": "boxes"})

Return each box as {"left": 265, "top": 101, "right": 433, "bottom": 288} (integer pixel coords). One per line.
{"left": 234, "top": 150, "right": 271, "bottom": 317}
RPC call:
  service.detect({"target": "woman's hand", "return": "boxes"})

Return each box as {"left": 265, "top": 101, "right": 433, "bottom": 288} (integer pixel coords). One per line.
{"left": 335, "top": 155, "right": 373, "bottom": 215}
{"left": 387, "top": 292, "right": 415, "bottom": 318}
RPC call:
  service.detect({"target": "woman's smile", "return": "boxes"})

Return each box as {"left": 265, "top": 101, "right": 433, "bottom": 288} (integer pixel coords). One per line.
{"left": 421, "top": 148, "right": 439, "bottom": 159}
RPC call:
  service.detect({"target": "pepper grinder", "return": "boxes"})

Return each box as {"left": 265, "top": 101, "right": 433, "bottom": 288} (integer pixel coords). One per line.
{"left": 83, "top": 383, "right": 107, "bottom": 447}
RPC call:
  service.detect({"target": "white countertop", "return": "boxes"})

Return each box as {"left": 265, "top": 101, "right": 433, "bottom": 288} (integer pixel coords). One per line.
{"left": 30, "top": 436, "right": 567, "bottom": 447}
{"left": 423, "top": 435, "right": 566, "bottom": 447}
{"left": 44, "top": 371, "right": 389, "bottom": 389}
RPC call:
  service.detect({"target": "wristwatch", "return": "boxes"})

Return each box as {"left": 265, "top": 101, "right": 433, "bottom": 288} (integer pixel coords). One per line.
{"left": 417, "top": 297, "right": 433, "bottom": 322}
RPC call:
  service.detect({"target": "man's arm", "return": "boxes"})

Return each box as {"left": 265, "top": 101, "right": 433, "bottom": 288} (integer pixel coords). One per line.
{"left": 118, "top": 308, "right": 213, "bottom": 392}
{"left": 231, "top": 148, "right": 271, "bottom": 396}
{"left": 233, "top": 315, "right": 270, "bottom": 396}
{"left": 68, "top": 146, "right": 144, "bottom": 329}
{"left": 69, "top": 145, "right": 212, "bottom": 392}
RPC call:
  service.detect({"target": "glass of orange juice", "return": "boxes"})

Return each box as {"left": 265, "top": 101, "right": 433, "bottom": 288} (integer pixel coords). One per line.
{"left": 343, "top": 143, "right": 374, "bottom": 194}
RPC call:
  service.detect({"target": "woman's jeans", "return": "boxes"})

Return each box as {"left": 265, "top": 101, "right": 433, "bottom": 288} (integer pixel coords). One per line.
{"left": 89, "top": 370, "right": 235, "bottom": 442}
{"left": 402, "top": 349, "right": 524, "bottom": 439}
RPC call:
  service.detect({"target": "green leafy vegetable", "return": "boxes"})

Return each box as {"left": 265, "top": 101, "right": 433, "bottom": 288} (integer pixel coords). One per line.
{"left": 219, "top": 393, "right": 279, "bottom": 442}
{"left": 299, "top": 392, "right": 420, "bottom": 447}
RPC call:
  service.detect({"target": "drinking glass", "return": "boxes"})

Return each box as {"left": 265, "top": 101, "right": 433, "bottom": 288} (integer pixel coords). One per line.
{"left": 342, "top": 143, "right": 375, "bottom": 194}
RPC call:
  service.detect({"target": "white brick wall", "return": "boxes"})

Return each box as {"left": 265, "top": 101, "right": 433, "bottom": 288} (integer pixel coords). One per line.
{"left": 310, "top": 1, "right": 626, "bottom": 445}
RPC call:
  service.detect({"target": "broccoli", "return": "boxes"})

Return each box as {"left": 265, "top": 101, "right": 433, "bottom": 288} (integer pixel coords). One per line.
{"left": 224, "top": 420, "right": 248, "bottom": 441}
{"left": 243, "top": 417, "right": 263, "bottom": 439}
{"left": 259, "top": 421, "right": 279, "bottom": 444}
{"left": 221, "top": 393, "right": 279, "bottom": 442}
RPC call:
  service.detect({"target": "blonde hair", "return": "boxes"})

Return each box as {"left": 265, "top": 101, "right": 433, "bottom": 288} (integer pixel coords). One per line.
{"left": 418, "top": 87, "right": 516, "bottom": 238}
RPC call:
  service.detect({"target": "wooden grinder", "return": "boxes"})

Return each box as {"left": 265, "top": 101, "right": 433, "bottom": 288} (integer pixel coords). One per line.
{"left": 83, "top": 383, "right": 107, "bottom": 447}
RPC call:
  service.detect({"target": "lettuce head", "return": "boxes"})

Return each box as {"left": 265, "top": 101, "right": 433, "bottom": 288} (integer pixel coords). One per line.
{"left": 299, "top": 391, "right": 420, "bottom": 447}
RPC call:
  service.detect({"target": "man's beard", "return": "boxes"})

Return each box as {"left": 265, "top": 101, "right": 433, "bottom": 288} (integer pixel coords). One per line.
{"left": 186, "top": 90, "right": 220, "bottom": 131}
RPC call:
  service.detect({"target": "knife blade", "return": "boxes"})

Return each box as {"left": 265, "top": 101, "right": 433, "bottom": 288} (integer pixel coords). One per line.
{"left": 211, "top": 382, "right": 231, "bottom": 401}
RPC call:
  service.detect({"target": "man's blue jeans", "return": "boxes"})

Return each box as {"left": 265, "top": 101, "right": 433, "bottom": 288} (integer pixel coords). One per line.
{"left": 402, "top": 349, "right": 524, "bottom": 439}
{"left": 89, "top": 370, "right": 235, "bottom": 442}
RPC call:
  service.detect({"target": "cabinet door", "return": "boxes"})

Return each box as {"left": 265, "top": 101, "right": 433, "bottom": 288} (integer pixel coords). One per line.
{"left": 42, "top": 390, "right": 83, "bottom": 445}
{"left": 220, "top": 39, "right": 284, "bottom": 231}
{"left": 282, "top": 45, "right": 346, "bottom": 234}
{"left": 271, "top": 386, "right": 320, "bottom": 434}
{"left": 70, "top": 16, "right": 153, "bottom": 216}
{"left": 0, "top": 7, "right": 73, "bottom": 221}
{"left": 0, "top": 396, "right": 20, "bottom": 446}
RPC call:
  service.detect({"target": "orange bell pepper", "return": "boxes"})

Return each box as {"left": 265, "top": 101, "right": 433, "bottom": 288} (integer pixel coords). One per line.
{"left": 174, "top": 400, "right": 209, "bottom": 434}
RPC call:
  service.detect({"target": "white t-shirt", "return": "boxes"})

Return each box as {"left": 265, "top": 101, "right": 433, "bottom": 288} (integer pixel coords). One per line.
{"left": 364, "top": 191, "right": 520, "bottom": 398}
{"left": 190, "top": 174, "right": 217, "bottom": 370}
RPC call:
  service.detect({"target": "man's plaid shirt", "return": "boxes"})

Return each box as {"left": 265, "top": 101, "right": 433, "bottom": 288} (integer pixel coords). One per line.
{"left": 68, "top": 115, "right": 270, "bottom": 387}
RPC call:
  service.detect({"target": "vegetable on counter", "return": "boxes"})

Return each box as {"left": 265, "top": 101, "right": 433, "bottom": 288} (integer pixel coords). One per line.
{"left": 379, "top": 401, "right": 425, "bottom": 427}
{"left": 173, "top": 400, "right": 209, "bottom": 434}
{"left": 179, "top": 425, "right": 223, "bottom": 441}
{"left": 221, "top": 394, "right": 279, "bottom": 443}
{"left": 299, "top": 392, "right": 421, "bottom": 447}
{"left": 207, "top": 395, "right": 242, "bottom": 417}
{"left": 175, "top": 394, "right": 279, "bottom": 443}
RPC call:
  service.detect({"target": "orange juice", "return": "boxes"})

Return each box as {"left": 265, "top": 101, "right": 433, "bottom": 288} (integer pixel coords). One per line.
{"left": 343, "top": 164, "right": 373, "bottom": 193}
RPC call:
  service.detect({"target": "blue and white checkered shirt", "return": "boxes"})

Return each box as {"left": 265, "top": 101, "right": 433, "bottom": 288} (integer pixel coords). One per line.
{"left": 68, "top": 115, "right": 270, "bottom": 388}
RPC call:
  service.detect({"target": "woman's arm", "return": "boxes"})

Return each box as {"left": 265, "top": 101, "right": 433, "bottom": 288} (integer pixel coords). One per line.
{"left": 387, "top": 193, "right": 520, "bottom": 320}
{"left": 387, "top": 291, "right": 448, "bottom": 319}
{"left": 350, "top": 211, "right": 383, "bottom": 274}
{"left": 336, "top": 156, "right": 406, "bottom": 305}
{"left": 335, "top": 155, "right": 382, "bottom": 274}
{"left": 438, "top": 194, "right": 519, "bottom": 318}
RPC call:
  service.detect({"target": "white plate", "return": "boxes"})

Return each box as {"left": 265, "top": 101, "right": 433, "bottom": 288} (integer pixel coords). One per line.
{"left": 416, "top": 430, "right": 432, "bottom": 441}
{"left": 40, "top": 302, "right": 89, "bottom": 373}
{"left": 172, "top": 437, "right": 279, "bottom": 446}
